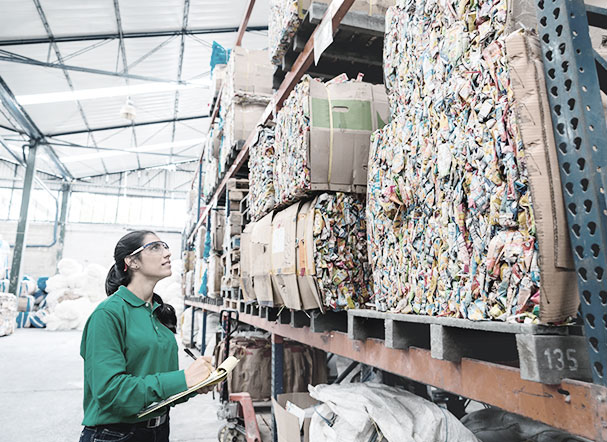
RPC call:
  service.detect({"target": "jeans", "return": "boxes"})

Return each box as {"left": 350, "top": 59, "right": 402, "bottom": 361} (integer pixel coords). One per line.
{"left": 79, "top": 418, "right": 169, "bottom": 442}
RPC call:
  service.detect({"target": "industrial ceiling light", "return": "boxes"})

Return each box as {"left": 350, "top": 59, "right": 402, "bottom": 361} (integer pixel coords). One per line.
{"left": 120, "top": 96, "right": 136, "bottom": 121}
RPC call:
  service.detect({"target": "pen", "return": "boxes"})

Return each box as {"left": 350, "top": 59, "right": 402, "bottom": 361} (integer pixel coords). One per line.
{"left": 184, "top": 348, "right": 198, "bottom": 360}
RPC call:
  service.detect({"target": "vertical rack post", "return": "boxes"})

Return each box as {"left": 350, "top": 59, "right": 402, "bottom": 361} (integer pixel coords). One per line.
{"left": 271, "top": 333, "right": 284, "bottom": 442}
{"left": 535, "top": 0, "right": 607, "bottom": 384}
{"left": 201, "top": 310, "right": 207, "bottom": 354}
{"left": 8, "top": 139, "right": 38, "bottom": 296}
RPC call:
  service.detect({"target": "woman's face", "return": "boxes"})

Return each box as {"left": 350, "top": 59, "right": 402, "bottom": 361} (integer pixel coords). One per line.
{"left": 133, "top": 233, "right": 172, "bottom": 280}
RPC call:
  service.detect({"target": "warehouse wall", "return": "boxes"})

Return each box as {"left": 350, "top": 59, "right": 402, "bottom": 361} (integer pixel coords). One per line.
{"left": 0, "top": 222, "right": 183, "bottom": 280}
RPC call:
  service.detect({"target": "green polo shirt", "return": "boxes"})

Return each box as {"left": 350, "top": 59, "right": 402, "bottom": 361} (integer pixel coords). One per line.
{"left": 80, "top": 285, "right": 188, "bottom": 425}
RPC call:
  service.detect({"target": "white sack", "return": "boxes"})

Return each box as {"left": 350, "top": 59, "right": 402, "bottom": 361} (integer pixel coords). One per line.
{"left": 309, "top": 383, "right": 479, "bottom": 442}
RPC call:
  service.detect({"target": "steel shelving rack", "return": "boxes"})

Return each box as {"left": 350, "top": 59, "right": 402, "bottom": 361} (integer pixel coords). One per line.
{"left": 184, "top": 1, "right": 607, "bottom": 440}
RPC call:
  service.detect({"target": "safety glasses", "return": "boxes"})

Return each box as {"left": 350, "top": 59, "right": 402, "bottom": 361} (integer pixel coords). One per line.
{"left": 128, "top": 240, "right": 170, "bottom": 256}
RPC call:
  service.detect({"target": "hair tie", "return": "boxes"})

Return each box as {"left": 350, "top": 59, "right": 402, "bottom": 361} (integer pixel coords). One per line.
{"left": 123, "top": 263, "right": 128, "bottom": 272}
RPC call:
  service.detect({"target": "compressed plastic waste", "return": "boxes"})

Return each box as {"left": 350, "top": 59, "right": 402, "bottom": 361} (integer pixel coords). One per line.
{"left": 366, "top": 0, "right": 569, "bottom": 322}
{"left": 249, "top": 126, "right": 277, "bottom": 221}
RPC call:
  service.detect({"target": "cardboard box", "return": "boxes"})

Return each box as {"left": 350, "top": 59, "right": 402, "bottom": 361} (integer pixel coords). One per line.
{"left": 505, "top": 30, "right": 578, "bottom": 323}
{"left": 276, "top": 79, "right": 390, "bottom": 204}
{"left": 272, "top": 201, "right": 323, "bottom": 311}
{"left": 252, "top": 212, "right": 283, "bottom": 306}
{"left": 306, "top": 80, "right": 389, "bottom": 193}
{"left": 273, "top": 392, "right": 319, "bottom": 442}
{"left": 228, "top": 47, "right": 274, "bottom": 98}
{"left": 224, "top": 102, "right": 267, "bottom": 150}
{"left": 240, "top": 224, "right": 256, "bottom": 302}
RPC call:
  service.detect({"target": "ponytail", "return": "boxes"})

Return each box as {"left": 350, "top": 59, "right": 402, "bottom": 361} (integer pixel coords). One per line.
{"left": 105, "top": 263, "right": 129, "bottom": 296}
{"left": 107, "top": 230, "right": 177, "bottom": 333}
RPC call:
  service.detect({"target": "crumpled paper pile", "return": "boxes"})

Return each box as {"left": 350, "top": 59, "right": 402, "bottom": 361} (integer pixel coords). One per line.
{"left": 268, "top": 0, "right": 301, "bottom": 65}
{"left": 312, "top": 193, "right": 371, "bottom": 311}
{"left": 367, "top": 0, "right": 540, "bottom": 321}
{"left": 249, "top": 126, "right": 277, "bottom": 221}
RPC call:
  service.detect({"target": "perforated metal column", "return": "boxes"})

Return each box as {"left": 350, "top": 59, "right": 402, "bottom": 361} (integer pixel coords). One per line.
{"left": 535, "top": 0, "right": 607, "bottom": 385}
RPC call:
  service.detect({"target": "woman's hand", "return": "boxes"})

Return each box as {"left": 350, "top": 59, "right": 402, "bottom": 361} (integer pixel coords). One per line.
{"left": 184, "top": 356, "right": 214, "bottom": 389}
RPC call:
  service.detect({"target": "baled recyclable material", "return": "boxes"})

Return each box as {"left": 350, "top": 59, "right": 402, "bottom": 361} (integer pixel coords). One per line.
{"left": 367, "top": 0, "right": 576, "bottom": 323}
{"left": 220, "top": 102, "right": 266, "bottom": 165}
{"left": 274, "top": 75, "right": 389, "bottom": 206}
{"left": 207, "top": 254, "right": 222, "bottom": 296}
{"left": 210, "top": 209, "right": 225, "bottom": 252}
{"left": 249, "top": 126, "right": 277, "bottom": 221}
{"left": 223, "top": 47, "right": 274, "bottom": 106}
{"left": 270, "top": 193, "right": 370, "bottom": 311}
{"left": 211, "top": 64, "right": 226, "bottom": 100}
{"left": 252, "top": 212, "right": 283, "bottom": 307}
{"left": 268, "top": 0, "right": 393, "bottom": 66}
{"left": 240, "top": 224, "right": 255, "bottom": 302}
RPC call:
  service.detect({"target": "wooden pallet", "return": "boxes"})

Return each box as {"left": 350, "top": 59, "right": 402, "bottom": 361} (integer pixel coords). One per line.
{"left": 227, "top": 177, "right": 249, "bottom": 191}
{"left": 347, "top": 309, "right": 590, "bottom": 384}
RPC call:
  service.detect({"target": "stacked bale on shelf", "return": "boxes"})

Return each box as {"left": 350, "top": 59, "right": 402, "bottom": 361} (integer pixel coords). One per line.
{"left": 244, "top": 192, "right": 370, "bottom": 311}
{"left": 219, "top": 47, "right": 273, "bottom": 172}
{"left": 268, "top": 0, "right": 393, "bottom": 66}
{"left": 207, "top": 209, "right": 225, "bottom": 297}
{"left": 249, "top": 126, "right": 277, "bottom": 221}
{"left": 214, "top": 334, "right": 328, "bottom": 400}
{"left": 367, "top": 0, "right": 577, "bottom": 323}
{"left": 274, "top": 75, "right": 389, "bottom": 206}
{"left": 202, "top": 124, "right": 222, "bottom": 200}
{"left": 221, "top": 179, "right": 249, "bottom": 293}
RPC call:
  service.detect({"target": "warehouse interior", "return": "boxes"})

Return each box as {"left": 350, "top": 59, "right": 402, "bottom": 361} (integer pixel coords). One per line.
{"left": 1, "top": 0, "right": 607, "bottom": 441}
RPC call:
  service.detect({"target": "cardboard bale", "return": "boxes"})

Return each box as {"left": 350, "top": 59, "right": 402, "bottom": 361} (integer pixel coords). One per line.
{"left": 274, "top": 76, "right": 390, "bottom": 206}
{"left": 207, "top": 253, "right": 223, "bottom": 295}
{"left": 505, "top": 30, "right": 578, "bottom": 323}
{"left": 271, "top": 203, "right": 302, "bottom": 309}
{"left": 210, "top": 209, "right": 225, "bottom": 252}
{"left": 224, "top": 47, "right": 274, "bottom": 102}
{"left": 295, "top": 200, "right": 324, "bottom": 311}
{"left": 214, "top": 336, "right": 272, "bottom": 401}
{"left": 211, "top": 64, "right": 227, "bottom": 100}
{"left": 240, "top": 224, "right": 256, "bottom": 302}
{"left": 222, "top": 102, "right": 267, "bottom": 159}
{"left": 252, "top": 212, "right": 283, "bottom": 307}
{"left": 273, "top": 392, "right": 319, "bottom": 442}
{"left": 272, "top": 201, "right": 323, "bottom": 311}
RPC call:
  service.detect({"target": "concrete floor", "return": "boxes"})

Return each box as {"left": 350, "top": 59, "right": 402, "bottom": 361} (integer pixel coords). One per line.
{"left": 0, "top": 329, "right": 222, "bottom": 442}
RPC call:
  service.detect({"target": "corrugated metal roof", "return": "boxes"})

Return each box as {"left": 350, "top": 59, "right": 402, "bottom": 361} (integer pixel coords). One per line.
{"left": 0, "top": 0, "right": 269, "bottom": 179}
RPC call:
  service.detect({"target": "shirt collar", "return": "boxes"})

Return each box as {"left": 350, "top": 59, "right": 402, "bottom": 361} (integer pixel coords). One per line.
{"left": 115, "top": 285, "right": 146, "bottom": 308}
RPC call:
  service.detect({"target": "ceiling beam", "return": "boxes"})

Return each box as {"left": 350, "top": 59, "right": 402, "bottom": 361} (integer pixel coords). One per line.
{"left": 0, "top": 76, "right": 73, "bottom": 179}
{"left": 0, "top": 51, "right": 188, "bottom": 85}
{"left": 112, "top": 0, "right": 141, "bottom": 170}
{"left": 171, "top": 0, "right": 191, "bottom": 164}
{"left": 0, "top": 27, "right": 268, "bottom": 47}
{"left": 33, "top": 0, "right": 110, "bottom": 176}
{"left": 46, "top": 115, "right": 209, "bottom": 137}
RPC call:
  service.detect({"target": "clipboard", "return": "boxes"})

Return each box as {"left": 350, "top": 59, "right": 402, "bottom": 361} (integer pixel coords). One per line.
{"left": 137, "top": 356, "right": 240, "bottom": 418}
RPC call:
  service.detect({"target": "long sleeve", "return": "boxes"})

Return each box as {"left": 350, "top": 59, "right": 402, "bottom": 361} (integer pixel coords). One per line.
{"left": 81, "top": 309, "right": 188, "bottom": 418}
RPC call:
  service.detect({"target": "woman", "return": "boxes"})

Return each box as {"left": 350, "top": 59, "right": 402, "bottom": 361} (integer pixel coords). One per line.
{"left": 79, "top": 230, "right": 213, "bottom": 442}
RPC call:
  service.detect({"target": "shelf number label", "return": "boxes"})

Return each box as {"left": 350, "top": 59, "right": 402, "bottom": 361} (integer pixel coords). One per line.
{"left": 544, "top": 348, "right": 579, "bottom": 372}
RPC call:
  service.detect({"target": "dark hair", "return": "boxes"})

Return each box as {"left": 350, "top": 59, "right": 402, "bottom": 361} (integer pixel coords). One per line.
{"left": 105, "top": 230, "right": 177, "bottom": 333}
